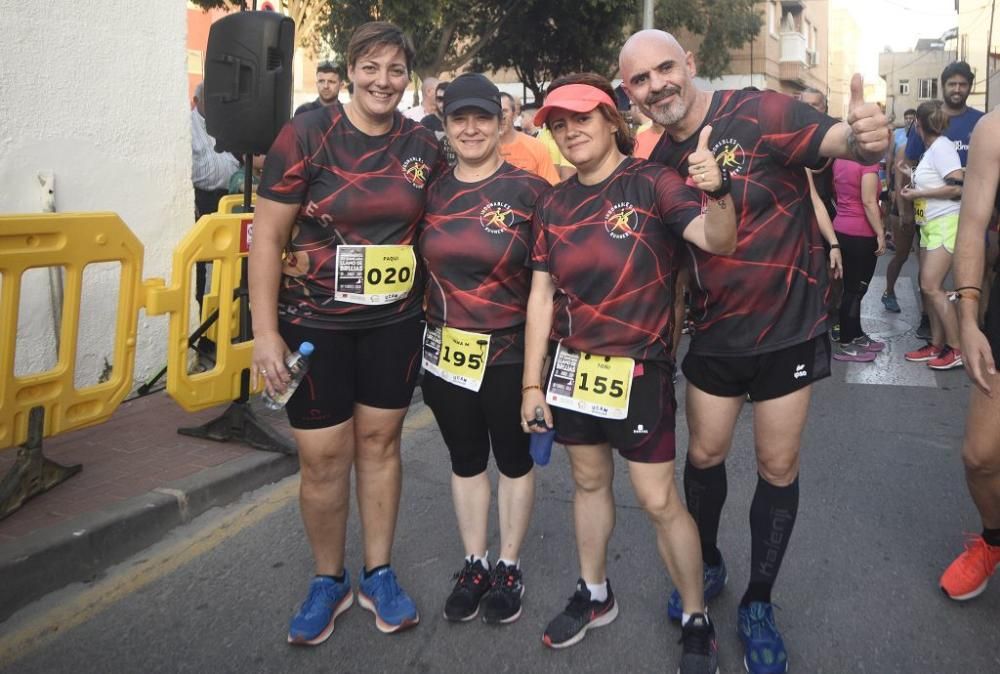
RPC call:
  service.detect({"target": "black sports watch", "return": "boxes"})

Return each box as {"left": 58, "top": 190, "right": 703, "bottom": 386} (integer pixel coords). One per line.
{"left": 704, "top": 166, "right": 731, "bottom": 200}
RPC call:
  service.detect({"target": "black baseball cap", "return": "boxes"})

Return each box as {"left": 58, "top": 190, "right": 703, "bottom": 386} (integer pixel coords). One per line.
{"left": 442, "top": 73, "right": 501, "bottom": 116}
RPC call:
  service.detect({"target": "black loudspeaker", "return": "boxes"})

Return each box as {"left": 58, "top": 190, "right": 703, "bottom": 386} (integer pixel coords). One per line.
{"left": 204, "top": 12, "right": 295, "bottom": 155}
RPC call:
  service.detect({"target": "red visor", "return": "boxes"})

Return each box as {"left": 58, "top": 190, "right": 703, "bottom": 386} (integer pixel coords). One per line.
{"left": 534, "top": 84, "right": 616, "bottom": 127}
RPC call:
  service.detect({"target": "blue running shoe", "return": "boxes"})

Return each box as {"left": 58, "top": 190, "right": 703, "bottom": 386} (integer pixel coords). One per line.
{"left": 358, "top": 566, "right": 419, "bottom": 633}
{"left": 287, "top": 573, "right": 354, "bottom": 646}
{"left": 667, "top": 556, "right": 728, "bottom": 622}
{"left": 738, "top": 602, "right": 788, "bottom": 674}
{"left": 881, "top": 292, "right": 901, "bottom": 313}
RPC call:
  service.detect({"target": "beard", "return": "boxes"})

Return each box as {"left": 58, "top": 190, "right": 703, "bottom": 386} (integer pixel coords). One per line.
{"left": 642, "top": 86, "right": 687, "bottom": 127}
{"left": 945, "top": 92, "right": 967, "bottom": 109}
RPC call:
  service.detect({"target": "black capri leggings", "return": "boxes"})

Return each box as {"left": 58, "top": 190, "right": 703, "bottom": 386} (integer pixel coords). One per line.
{"left": 421, "top": 363, "right": 532, "bottom": 479}
{"left": 837, "top": 232, "right": 879, "bottom": 343}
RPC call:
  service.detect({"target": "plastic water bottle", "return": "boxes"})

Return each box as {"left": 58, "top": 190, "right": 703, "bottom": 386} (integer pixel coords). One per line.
{"left": 528, "top": 406, "right": 556, "bottom": 466}
{"left": 261, "top": 341, "right": 314, "bottom": 410}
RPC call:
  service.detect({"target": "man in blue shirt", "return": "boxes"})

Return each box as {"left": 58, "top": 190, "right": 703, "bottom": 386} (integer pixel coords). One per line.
{"left": 905, "top": 61, "right": 983, "bottom": 166}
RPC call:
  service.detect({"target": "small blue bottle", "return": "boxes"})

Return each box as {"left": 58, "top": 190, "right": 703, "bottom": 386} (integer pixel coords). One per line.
{"left": 528, "top": 406, "right": 556, "bottom": 466}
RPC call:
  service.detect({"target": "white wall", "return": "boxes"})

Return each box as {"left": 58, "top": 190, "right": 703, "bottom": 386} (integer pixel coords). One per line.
{"left": 0, "top": 2, "right": 192, "bottom": 389}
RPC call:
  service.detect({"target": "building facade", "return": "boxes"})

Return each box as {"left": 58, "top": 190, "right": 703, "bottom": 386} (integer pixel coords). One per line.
{"left": 679, "top": 0, "right": 829, "bottom": 98}
{"left": 879, "top": 36, "right": 959, "bottom": 121}
{"left": 957, "top": 0, "right": 998, "bottom": 111}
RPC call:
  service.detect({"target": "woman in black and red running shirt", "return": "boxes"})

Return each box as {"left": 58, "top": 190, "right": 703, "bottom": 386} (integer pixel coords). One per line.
{"left": 417, "top": 73, "right": 551, "bottom": 626}
{"left": 520, "top": 73, "right": 736, "bottom": 670}
{"left": 249, "top": 22, "right": 443, "bottom": 645}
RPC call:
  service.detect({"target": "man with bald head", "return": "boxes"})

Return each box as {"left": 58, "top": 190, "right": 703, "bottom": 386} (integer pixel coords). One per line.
{"left": 619, "top": 30, "right": 888, "bottom": 673}
{"left": 404, "top": 76, "right": 440, "bottom": 121}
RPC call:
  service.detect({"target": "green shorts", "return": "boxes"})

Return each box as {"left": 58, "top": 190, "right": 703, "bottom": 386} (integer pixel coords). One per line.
{"left": 919, "top": 212, "right": 959, "bottom": 253}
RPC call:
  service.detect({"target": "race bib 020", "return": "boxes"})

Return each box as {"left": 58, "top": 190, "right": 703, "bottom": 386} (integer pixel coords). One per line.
{"left": 546, "top": 344, "right": 634, "bottom": 420}
{"left": 422, "top": 325, "right": 491, "bottom": 392}
{"left": 334, "top": 244, "right": 416, "bottom": 305}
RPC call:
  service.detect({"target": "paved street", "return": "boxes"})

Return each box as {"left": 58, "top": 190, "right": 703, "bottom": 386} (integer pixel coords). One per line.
{"left": 2, "top": 263, "right": 999, "bottom": 673}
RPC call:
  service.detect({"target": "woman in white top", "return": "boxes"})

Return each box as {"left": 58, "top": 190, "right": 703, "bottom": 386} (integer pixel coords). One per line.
{"left": 900, "top": 100, "right": 965, "bottom": 370}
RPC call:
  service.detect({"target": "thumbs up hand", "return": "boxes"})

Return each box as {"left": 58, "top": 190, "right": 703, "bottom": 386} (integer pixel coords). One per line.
{"left": 845, "top": 73, "right": 889, "bottom": 162}
{"left": 687, "top": 125, "right": 723, "bottom": 192}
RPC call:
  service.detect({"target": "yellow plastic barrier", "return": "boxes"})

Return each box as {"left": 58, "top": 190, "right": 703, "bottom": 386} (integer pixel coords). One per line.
{"left": 144, "top": 212, "right": 261, "bottom": 412}
{"left": 0, "top": 213, "right": 144, "bottom": 449}
{"left": 217, "top": 193, "right": 257, "bottom": 215}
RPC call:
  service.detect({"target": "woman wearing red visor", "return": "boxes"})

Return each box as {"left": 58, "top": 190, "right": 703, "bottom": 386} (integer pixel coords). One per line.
{"left": 520, "top": 73, "right": 736, "bottom": 673}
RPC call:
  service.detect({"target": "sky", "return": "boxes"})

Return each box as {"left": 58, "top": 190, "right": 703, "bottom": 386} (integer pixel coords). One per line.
{"left": 849, "top": 0, "right": 961, "bottom": 78}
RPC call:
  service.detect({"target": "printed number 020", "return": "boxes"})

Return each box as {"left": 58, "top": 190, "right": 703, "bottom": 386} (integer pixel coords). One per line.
{"left": 578, "top": 373, "right": 624, "bottom": 398}
{"left": 367, "top": 266, "right": 412, "bottom": 286}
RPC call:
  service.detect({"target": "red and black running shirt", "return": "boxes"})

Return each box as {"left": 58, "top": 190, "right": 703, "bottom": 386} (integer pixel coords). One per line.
{"left": 650, "top": 90, "right": 838, "bottom": 356}
{"left": 530, "top": 157, "right": 701, "bottom": 362}
{"left": 420, "top": 162, "right": 551, "bottom": 366}
{"left": 258, "top": 103, "right": 444, "bottom": 330}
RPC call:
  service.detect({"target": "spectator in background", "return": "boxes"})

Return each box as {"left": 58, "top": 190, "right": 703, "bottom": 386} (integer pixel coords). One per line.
{"left": 406, "top": 76, "right": 439, "bottom": 121}
{"left": 191, "top": 81, "right": 240, "bottom": 324}
{"left": 420, "top": 81, "right": 456, "bottom": 166}
{"left": 499, "top": 92, "right": 559, "bottom": 185}
{"left": 521, "top": 101, "right": 540, "bottom": 136}
{"left": 295, "top": 60, "right": 345, "bottom": 116}
{"left": 419, "top": 81, "right": 449, "bottom": 134}
{"left": 829, "top": 157, "right": 887, "bottom": 362}
{"left": 901, "top": 100, "right": 965, "bottom": 370}
{"left": 882, "top": 108, "right": 917, "bottom": 313}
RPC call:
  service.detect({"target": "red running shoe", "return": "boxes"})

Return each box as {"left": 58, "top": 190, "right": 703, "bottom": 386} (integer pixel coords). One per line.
{"left": 940, "top": 535, "right": 1000, "bottom": 600}
{"left": 927, "top": 346, "right": 963, "bottom": 370}
{"left": 904, "top": 344, "right": 941, "bottom": 362}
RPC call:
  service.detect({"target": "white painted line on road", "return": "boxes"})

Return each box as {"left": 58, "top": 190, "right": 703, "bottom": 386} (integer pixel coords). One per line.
{"left": 844, "top": 275, "right": 938, "bottom": 388}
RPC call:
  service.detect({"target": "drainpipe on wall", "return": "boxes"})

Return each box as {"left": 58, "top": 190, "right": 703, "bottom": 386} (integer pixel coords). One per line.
{"left": 38, "top": 171, "right": 62, "bottom": 355}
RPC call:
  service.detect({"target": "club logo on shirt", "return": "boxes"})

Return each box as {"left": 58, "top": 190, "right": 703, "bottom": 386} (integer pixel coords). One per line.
{"left": 480, "top": 201, "right": 514, "bottom": 234}
{"left": 711, "top": 138, "right": 746, "bottom": 175}
{"left": 604, "top": 202, "right": 637, "bottom": 240}
{"left": 402, "top": 157, "right": 430, "bottom": 189}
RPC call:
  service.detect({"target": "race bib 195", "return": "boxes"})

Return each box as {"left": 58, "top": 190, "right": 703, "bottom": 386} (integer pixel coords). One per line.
{"left": 422, "top": 325, "right": 491, "bottom": 392}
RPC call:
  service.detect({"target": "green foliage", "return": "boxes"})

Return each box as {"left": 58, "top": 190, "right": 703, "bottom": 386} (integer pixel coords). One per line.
{"left": 322, "top": 0, "right": 523, "bottom": 79}
{"left": 472, "top": 0, "right": 634, "bottom": 101}
{"left": 655, "top": 0, "right": 762, "bottom": 79}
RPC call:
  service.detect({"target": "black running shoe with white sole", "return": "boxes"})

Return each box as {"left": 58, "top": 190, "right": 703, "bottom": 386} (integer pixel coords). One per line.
{"left": 443, "top": 558, "right": 490, "bottom": 622}
{"left": 542, "top": 579, "right": 618, "bottom": 649}
{"left": 482, "top": 561, "right": 524, "bottom": 624}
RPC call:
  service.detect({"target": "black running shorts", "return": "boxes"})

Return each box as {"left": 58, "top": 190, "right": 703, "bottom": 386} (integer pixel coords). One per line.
{"left": 277, "top": 316, "right": 423, "bottom": 429}
{"left": 421, "top": 363, "right": 532, "bottom": 479}
{"left": 682, "top": 334, "right": 832, "bottom": 402}
{"left": 552, "top": 360, "right": 677, "bottom": 464}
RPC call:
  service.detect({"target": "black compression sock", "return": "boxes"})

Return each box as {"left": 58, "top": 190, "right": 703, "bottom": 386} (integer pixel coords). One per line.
{"left": 983, "top": 528, "right": 1000, "bottom": 547}
{"left": 318, "top": 572, "right": 346, "bottom": 583}
{"left": 684, "top": 461, "right": 727, "bottom": 567}
{"left": 743, "top": 473, "right": 799, "bottom": 607}
{"left": 740, "top": 581, "right": 773, "bottom": 607}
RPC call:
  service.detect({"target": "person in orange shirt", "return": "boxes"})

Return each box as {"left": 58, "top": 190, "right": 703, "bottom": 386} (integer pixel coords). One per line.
{"left": 499, "top": 92, "right": 560, "bottom": 184}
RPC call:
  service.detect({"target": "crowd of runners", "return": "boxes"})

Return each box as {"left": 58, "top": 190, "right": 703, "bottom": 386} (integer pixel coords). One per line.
{"left": 245, "top": 20, "right": 1000, "bottom": 674}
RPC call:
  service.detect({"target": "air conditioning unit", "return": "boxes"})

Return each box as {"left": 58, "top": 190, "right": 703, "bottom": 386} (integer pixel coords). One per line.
{"left": 806, "top": 49, "right": 818, "bottom": 67}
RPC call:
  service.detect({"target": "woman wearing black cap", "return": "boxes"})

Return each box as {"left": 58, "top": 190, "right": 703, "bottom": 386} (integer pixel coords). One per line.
{"left": 520, "top": 73, "right": 736, "bottom": 672}
{"left": 418, "top": 73, "right": 552, "bottom": 625}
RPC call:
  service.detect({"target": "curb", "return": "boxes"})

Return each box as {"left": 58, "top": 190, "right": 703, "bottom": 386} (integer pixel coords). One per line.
{"left": 0, "top": 450, "right": 299, "bottom": 624}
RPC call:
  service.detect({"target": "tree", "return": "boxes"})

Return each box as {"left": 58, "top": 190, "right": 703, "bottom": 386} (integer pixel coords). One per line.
{"left": 472, "top": 0, "right": 762, "bottom": 102}
{"left": 472, "top": 0, "right": 634, "bottom": 102}
{"left": 320, "top": 0, "right": 523, "bottom": 80}
{"left": 190, "top": 0, "right": 331, "bottom": 49}
{"left": 654, "top": 0, "right": 763, "bottom": 80}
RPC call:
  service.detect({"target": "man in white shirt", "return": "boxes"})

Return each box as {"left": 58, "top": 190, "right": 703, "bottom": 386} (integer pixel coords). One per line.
{"left": 404, "top": 76, "right": 439, "bottom": 121}
{"left": 191, "top": 81, "right": 240, "bottom": 327}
